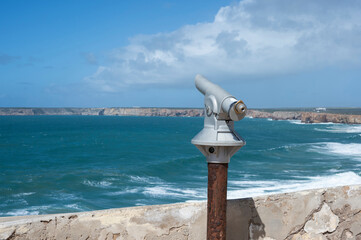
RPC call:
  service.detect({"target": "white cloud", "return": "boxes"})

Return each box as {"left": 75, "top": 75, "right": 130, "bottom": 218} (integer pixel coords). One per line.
{"left": 85, "top": 0, "right": 361, "bottom": 92}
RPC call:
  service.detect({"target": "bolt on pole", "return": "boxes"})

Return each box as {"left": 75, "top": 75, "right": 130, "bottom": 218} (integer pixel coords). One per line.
{"left": 191, "top": 74, "right": 247, "bottom": 240}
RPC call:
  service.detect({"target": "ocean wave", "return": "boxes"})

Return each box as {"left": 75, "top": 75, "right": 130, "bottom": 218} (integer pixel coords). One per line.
{"left": 316, "top": 125, "right": 361, "bottom": 133}
{"left": 288, "top": 120, "right": 304, "bottom": 125}
{"left": 83, "top": 180, "right": 112, "bottom": 188}
{"left": 227, "top": 171, "right": 361, "bottom": 199}
{"left": 105, "top": 188, "right": 140, "bottom": 196}
{"left": 64, "top": 203, "right": 84, "bottom": 211}
{"left": 143, "top": 186, "right": 205, "bottom": 199}
{"left": 0, "top": 205, "right": 53, "bottom": 217}
{"left": 265, "top": 144, "right": 293, "bottom": 151}
{"left": 129, "top": 175, "right": 164, "bottom": 184}
{"left": 288, "top": 120, "right": 335, "bottom": 125}
{"left": 12, "top": 192, "right": 35, "bottom": 197}
{"left": 310, "top": 142, "right": 361, "bottom": 159}
{"left": 1, "top": 209, "right": 40, "bottom": 216}
{"left": 47, "top": 192, "right": 79, "bottom": 201}
{"left": 135, "top": 203, "right": 146, "bottom": 206}
{"left": 228, "top": 180, "right": 276, "bottom": 186}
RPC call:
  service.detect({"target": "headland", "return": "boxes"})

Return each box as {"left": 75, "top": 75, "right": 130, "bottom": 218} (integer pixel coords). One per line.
{"left": 1, "top": 107, "right": 361, "bottom": 124}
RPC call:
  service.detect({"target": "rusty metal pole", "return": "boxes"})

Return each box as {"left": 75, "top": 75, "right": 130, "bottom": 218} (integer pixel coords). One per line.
{"left": 207, "top": 163, "right": 228, "bottom": 240}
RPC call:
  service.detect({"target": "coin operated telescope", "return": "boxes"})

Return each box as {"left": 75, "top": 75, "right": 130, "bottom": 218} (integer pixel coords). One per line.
{"left": 191, "top": 74, "right": 247, "bottom": 240}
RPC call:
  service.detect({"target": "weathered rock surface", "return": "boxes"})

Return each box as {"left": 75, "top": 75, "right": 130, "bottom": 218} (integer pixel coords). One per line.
{"left": 291, "top": 232, "right": 327, "bottom": 240}
{"left": 1, "top": 185, "right": 360, "bottom": 240}
{"left": 0, "top": 107, "right": 204, "bottom": 118}
{"left": 304, "top": 204, "right": 339, "bottom": 234}
{"left": 247, "top": 110, "right": 361, "bottom": 124}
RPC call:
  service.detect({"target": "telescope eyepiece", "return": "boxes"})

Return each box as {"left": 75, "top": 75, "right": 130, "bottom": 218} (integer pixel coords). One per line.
{"left": 235, "top": 101, "right": 246, "bottom": 114}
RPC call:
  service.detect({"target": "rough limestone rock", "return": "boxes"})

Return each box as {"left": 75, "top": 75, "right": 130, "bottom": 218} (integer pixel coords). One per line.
{"left": 291, "top": 232, "right": 327, "bottom": 240}
{"left": 304, "top": 203, "right": 339, "bottom": 234}
{"left": 0, "top": 227, "right": 15, "bottom": 239}
{"left": 246, "top": 110, "right": 361, "bottom": 124}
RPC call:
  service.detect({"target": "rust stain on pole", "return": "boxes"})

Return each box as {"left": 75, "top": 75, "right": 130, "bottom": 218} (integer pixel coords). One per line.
{"left": 207, "top": 163, "right": 228, "bottom": 240}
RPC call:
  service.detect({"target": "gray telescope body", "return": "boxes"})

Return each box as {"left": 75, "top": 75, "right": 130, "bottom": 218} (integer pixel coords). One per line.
{"left": 191, "top": 74, "right": 246, "bottom": 163}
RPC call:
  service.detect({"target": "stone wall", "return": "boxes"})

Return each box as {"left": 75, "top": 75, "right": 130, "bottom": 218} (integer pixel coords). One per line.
{"left": 0, "top": 185, "right": 360, "bottom": 240}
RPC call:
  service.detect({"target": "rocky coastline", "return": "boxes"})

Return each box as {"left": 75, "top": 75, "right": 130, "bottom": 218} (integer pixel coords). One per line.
{"left": 247, "top": 110, "right": 361, "bottom": 124}
{"left": 1, "top": 107, "right": 361, "bottom": 124}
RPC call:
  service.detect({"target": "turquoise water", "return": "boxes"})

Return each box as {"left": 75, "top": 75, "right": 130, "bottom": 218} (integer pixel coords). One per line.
{"left": 1, "top": 116, "right": 361, "bottom": 216}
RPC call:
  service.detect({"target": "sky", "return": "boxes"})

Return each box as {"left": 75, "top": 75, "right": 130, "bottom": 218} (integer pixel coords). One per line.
{"left": 0, "top": 0, "right": 361, "bottom": 108}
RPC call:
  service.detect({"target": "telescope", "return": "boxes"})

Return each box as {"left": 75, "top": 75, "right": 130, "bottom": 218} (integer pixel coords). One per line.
{"left": 191, "top": 74, "right": 246, "bottom": 163}
{"left": 191, "top": 74, "right": 247, "bottom": 240}
{"left": 195, "top": 74, "right": 247, "bottom": 121}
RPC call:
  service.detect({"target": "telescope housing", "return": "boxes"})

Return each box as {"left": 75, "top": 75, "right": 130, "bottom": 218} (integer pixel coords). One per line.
{"left": 191, "top": 74, "right": 247, "bottom": 163}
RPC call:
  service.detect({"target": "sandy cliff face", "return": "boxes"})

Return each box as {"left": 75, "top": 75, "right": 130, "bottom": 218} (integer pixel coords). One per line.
{"left": 0, "top": 108, "right": 35, "bottom": 116}
{"left": 102, "top": 108, "right": 204, "bottom": 117}
{"left": 0, "top": 108, "right": 204, "bottom": 117}
{"left": 248, "top": 110, "right": 361, "bottom": 124}
{"left": 300, "top": 112, "right": 361, "bottom": 124}
{"left": 247, "top": 110, "right": 302, "bottom": 120}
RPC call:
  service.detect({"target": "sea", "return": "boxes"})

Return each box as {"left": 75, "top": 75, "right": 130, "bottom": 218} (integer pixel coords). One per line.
{"left": 1, "top": 116, "right": 361, "bottom": 217}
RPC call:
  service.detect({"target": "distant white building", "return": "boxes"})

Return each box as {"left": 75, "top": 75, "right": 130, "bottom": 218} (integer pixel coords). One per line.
{"left": 315, "top": 107, "right": 327, "bottom": 112}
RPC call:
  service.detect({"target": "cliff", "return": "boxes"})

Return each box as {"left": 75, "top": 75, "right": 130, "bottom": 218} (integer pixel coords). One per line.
{"left": 1, "top": 185, "right": 360, "bottom": 240}
{"left": 248, "top": 110, "right": 361, "bottom": 124}
{"left": 0, "top": 107, "right": 204, "bottom": 117}
{"left": 1, "top": 107, "right": 361, "bottom": 124}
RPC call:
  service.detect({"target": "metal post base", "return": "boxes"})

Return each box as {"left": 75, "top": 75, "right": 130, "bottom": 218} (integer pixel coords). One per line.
{"left": 207, "top": 163, "right": 228, "bottom": 240}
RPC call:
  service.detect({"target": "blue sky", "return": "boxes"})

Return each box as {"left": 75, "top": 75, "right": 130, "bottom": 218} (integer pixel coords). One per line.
{"left": 1, "top": 0, "right": 361, "bottom": 108}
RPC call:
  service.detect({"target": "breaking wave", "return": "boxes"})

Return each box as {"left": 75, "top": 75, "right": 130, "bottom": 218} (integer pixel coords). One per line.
{"left": 316, "top": 125, "right": 361, "bottom": 133}
{"left": 310, "top": 142, "right": 361, "bottom": 160}
{"left": 227, "top": 171, "right": 361, "bottom": 199}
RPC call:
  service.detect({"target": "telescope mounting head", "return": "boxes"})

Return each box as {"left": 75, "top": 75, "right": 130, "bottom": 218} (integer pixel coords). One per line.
{"left": 191, "top": 74, "right": 247, "bottom": 163}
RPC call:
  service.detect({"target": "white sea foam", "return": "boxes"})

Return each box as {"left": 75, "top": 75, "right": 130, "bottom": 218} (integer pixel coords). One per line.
{"left": 228, "top": 180, "right": 276, "bottom": 186}
{"left": 288, "top": 120, "right": 335, "bottom": 125}
{"left": 130, "top": 176, "right": 164, "bottom": 184}
{"left": 227, "top": 171, "right": 361, "bottom": 199}
{"left": 288, "top": 120, "right": 304, "bottom": 125}
{"left": 105, "top": 188, "right": 140, "bottom": 196}
{"left": 316, "top": 125, "right": 361, "bottom": 133}
{"left": 2, "top": 209, "right": 40, "bottom": 216}
{"left": 143, "top": 186, "right": 204, "bottom": 198}
{"left": 12, "top": 192, "right": 35, "bottom": 197}
{"left": 1, "top": 205, "right": 53, "bottom": 217}
{"left": 266, "top": 144, "right": 293, "bottom": 151}
{"left": 83, "top": 180, "right": 112, "bottom": 188}
{"left": 47, "top": 192, "right": 79, "bottom": 201}
{"left": 267, "top": 118, "right": 273, "bottom": 121}
{"left": 65, "top": 204, "right": 83, "bottom": 211}
{"left": 135, "top": 203, "right": 146, "bottom": 206}
{"left": 311, "top": 142, "right": 361, "bottom": 160}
